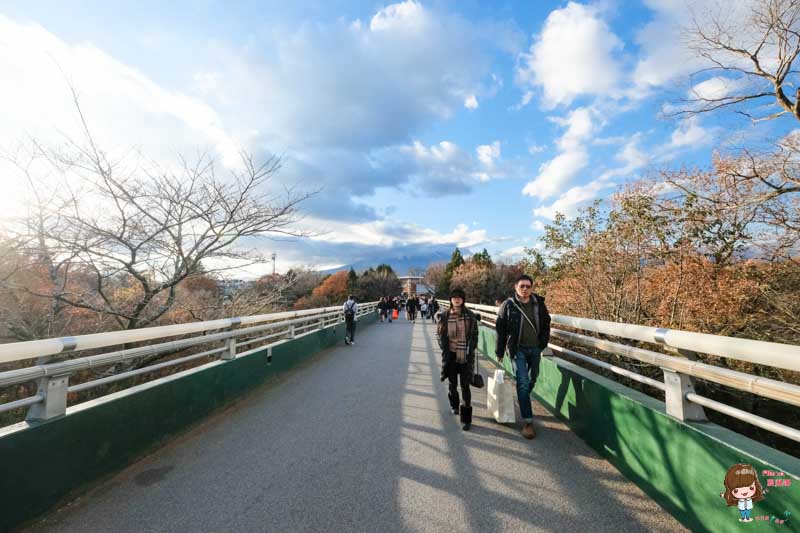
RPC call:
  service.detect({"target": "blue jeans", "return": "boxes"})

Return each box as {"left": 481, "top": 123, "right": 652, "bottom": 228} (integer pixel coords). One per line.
{"left": 514, "top": 347, "right": 543, "bottom": 422}
{"left": 740, "top": 509, "right": 751, "bottom": 520}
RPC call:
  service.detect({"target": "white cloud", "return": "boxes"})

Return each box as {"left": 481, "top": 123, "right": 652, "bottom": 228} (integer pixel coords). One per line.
{"left": 669, "top": 116, "right": 712, "bottom": 149}
{"left": 524, "top": 150, "right": 589, "bottom": 199}
{"left": 618, "top": 136, "right": 649, "bottom": 169}
{"left": 369, "top": 1, "right": 426, "bottom": 32}
{"left": 496, "top": 245, "right": 527, "bottom": 263}
{"left": 516, "top": 91, "right": 534, "bottom": 109}
{"left": 0, "top": 3, "right": 526, "bottom": 227}
{"left": 0, "top": 14, "right": 252, "bottom": 220}
{"left": 378, "top": 138, "right": 517, "bottom": 193}
{"left": 516, "top": 2, "right": 624, "bottom": 108}
{"left": 476, "top": 141, "right": 501, "bottom": 167}
{"left": 533, "top": 179, "right": 614, "bottom": 220}
{"left": 633, "top": 0, "right": 754, "bottom": 90}
{"left": 531, "top": 220, "right": 546, "bottom": 231}
{"left": 522, "top": 106, "right": 598, "bottom": 199}
{"left": 300, "top": 218, "right": 488, "bottom": 249}
{"left": 688, "top": 76, "right": 750, "bottom": 101}
{"left": 528, "top": 143, "right": 546, "bottom": 154}
{"left": 197, "top": 2, "right": 514, "bottom": 152}
{"left": 553, "top": 107, "right": 596, "bottom": 150}
{"left": 0, "top": 15, "right": 241, "bottom": 167}
{"left": 592, "top": 133, "right": 650, "bottom": 185}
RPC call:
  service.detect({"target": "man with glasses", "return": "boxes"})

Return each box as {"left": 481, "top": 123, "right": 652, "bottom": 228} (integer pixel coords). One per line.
{"left": 495, "top": 275, "right": 552, "bottom": 439}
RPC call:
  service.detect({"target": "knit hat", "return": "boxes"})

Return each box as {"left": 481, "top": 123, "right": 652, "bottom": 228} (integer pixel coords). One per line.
{"left": 449, "top": 287, "right": 466, "bottom": 300}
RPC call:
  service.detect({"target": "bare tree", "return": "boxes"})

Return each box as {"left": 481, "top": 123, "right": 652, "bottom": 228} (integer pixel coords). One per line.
{"left": 3, "top": 95, "right": 315, "bottom": 332}
{"left": 422, "top": 262, "right": 446, "bottom": 296}
{"left": 660, "top": 134, "right": 800, "bottom": 262}
{"left": 679, "top": 0, "right": 800, "bottom": 123}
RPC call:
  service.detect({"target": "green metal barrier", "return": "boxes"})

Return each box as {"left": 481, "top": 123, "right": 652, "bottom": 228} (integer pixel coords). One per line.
{"left": 478, "top": 325, "right": 799, "bottom": 533}
{"left": 0, "top": 311, "right": 377, "bottom": 532}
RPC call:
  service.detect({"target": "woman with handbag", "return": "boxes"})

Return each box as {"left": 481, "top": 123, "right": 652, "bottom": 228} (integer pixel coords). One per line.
{"left": 437, "top": 287, "right": 480, "bottom": 430}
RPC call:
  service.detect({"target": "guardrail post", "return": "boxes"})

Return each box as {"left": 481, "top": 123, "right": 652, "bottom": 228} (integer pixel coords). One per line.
{"left": 223, "top": 337, "right": 236, "bottom": 360}
{"left": 662, "top": 368, "right": 707, "bottom": 422}
{"left": 222, "top": 318, "right": 241, "bottom": 361}
{"left": 27, "top": 373, "right": 69, "bottom": 421}
{"left": 289, "top": 325, "right": 296, "bottom": 339}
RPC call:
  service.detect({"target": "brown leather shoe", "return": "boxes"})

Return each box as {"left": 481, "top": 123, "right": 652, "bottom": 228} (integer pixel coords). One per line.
{"left": 522, "top": 423, "right": 536, "bottom": 439}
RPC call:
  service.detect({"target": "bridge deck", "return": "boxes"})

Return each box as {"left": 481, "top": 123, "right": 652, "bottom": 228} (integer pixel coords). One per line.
{"left": 27, "top": 320, "right": 686, "bottom": 532}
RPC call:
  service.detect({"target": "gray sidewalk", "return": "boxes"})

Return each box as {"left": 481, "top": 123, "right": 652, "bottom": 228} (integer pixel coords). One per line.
{"left": 27, "top": 320, "right": 686, "bottom": 532}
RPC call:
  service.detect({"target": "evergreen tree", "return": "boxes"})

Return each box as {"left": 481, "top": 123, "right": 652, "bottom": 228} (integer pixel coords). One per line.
{"left": 347, "top": 267, "right": 358, "bottom": 293}
{"left": 376, "top": 263, "right": 394, "bottom": 274}
{"left": 440, "top": 247, "right": 465, "bottom": 296}
{"left": 471, "top": 248, "right": 493, "bottom": 268}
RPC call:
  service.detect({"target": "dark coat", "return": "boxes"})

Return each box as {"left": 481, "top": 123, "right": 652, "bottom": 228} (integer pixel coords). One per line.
{"left": 436, "top": 306, "right": 479, "bottom": 381}
{"left": 495, "top": 293, "right": 551, "bottom": 358}
{"left": 406, "top": 298, "right": 417, "bottom": 312}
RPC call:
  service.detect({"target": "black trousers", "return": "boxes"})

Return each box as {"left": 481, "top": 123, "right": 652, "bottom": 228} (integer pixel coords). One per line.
{"left": 345, "top": 316, "right": 356, "bottom": 341}
{"left": 447, "top": 359, "right": 471, "bottom": 407}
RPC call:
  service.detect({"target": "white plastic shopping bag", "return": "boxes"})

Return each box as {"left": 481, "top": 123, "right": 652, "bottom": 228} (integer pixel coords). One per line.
{"left": 487, "top": 369, "right": 515, "bottom": 424}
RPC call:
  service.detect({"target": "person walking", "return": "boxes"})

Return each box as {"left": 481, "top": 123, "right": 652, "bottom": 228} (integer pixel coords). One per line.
{"left": 342, "top": 294, "right": 358, "bottom": 345}
{"left": 378, "top": 296, "right": 388, "bottom": 323}
{"left": 429, "top": 298, "right": 439, "bottom": 324}
{"left": 437, "top": 288, "right": 479, "bottom": 431}
{"left": 420, "top": 297, "right": 428, "bottom": 321}
{"left": 495, "top": 275, "right": 551, "bottom": 440}
{"left": 406, "top": 295, "right": 417, "bottom": 322}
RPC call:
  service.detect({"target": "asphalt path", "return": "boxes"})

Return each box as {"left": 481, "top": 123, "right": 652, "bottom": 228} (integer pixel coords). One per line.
{"left": 26, "top": 318, "right": 687, "bottom": 533}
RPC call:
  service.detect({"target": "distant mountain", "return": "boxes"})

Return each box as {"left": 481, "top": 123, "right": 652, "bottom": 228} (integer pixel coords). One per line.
{"left": 321, "top": 248, "right": 452, "bottom": 276}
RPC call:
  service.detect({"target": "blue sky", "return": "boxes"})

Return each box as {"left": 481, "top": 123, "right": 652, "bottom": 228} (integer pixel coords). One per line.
{"left": 0, "top": 1, "right": 793, "bottom": 274}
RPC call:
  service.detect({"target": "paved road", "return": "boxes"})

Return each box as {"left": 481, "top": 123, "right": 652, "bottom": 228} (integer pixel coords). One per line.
{"left": 27, "top": 319, "right": 686, "bottom": 533}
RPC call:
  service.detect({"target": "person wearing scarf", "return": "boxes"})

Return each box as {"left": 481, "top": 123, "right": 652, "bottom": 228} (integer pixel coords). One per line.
{"left": 437, "top": 287, "right": 479, "bottom": 430}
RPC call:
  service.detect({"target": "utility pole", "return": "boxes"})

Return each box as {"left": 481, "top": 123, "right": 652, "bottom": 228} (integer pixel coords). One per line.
{"left": 271, "top": 252, "right": 277, "bottom": 276}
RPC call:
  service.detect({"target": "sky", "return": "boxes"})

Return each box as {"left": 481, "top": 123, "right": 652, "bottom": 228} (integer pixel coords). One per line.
{"left": 0, "top": 0, "right": 793, "bottom": 275}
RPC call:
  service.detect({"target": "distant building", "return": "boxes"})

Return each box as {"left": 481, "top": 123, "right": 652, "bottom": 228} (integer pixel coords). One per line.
{"left": 397, "top": 276, "right": 433, "bottom": 296}
{"left": 216, "top": 278, "right": 255, "bottom": 298}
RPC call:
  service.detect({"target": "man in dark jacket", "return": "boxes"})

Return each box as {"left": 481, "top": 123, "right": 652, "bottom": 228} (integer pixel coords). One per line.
{"left": 437, "top": 287, "right": 479, "bottom": 431}
{"left": 495, "top": 274, "right": 551, "bottom": 440}
{"left": 378, "top": 297, "right": 388, "bottom": 322}
{"left": 406, "top": 295, "right": 418, "bottom": 322}
{"left": 429, "top": 298, "right": 439, "bottom": 323}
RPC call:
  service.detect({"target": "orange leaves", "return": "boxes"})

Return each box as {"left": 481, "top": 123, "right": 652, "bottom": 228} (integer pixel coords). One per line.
{"left": 311, "top": 270, "right": 350, "bottom": 304}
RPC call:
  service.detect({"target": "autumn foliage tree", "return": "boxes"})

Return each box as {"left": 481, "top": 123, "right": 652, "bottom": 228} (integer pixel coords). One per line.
{"left": 450, "top": 253, "right": 521, "bottom": 305}
{"left": 294, "top": 271, "right": 350, "bottom": 309}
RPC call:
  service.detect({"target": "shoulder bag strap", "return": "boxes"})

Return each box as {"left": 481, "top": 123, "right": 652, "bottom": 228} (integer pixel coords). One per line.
{"left": 510, "top": 298, "right": 539, "bottom": 337}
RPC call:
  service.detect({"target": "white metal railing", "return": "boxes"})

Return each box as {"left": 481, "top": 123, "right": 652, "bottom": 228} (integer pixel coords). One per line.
{"left": 0, "top": 301, "right": 378, "bottom": 424}
{"left": 438, "top": 299, "right": 800, "bottom": 444}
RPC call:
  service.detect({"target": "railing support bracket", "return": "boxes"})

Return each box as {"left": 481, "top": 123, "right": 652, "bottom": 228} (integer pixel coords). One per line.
{"left": 662, "top": 368, "right": 707, "bottom": 422}
{"left": 26, "top": 374, "right": 69, "bottom": 421}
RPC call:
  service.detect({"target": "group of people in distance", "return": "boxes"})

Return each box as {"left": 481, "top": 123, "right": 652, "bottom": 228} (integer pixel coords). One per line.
{"left": 376, "top": 294, "right": 438, "bottom": 323}
{"left": 343, "top": 274, "right": 551, "bottom": 440}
